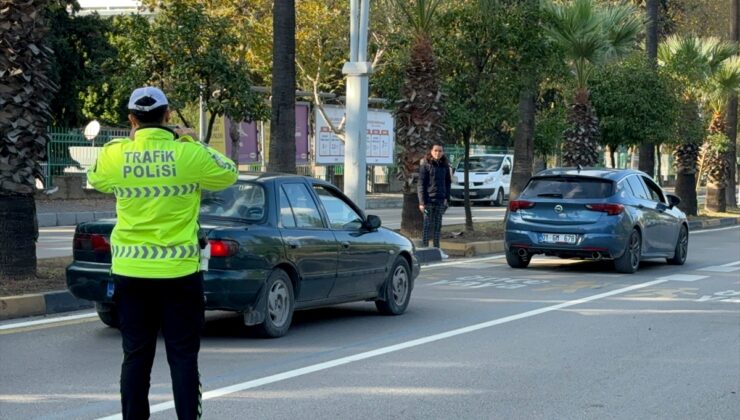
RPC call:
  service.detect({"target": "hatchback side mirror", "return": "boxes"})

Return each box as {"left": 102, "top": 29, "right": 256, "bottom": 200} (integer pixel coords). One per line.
{"left": 364, "top": 214, "right": 381, "bottom": 230}
{"left": 666, "top": 194, "right": 681, "bottom": 209}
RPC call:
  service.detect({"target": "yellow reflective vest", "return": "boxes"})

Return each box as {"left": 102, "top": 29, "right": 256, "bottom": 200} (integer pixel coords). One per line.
{"left": 88, "top": 127, "right": 238, "bottom": 278}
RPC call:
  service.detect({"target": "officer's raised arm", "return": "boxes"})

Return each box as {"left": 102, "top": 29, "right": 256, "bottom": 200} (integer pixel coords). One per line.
{"left": 191, "top": 139, "right": 238, "bottom": 191}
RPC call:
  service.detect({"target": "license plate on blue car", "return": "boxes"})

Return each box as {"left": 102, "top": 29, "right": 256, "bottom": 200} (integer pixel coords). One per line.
{"left": 541, "top": 233, "right": 577, "bottom": 244}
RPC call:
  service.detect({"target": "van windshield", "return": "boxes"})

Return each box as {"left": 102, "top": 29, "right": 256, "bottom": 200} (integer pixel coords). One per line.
{"left": 455, "top": 156, "right": 504, "bottom": 172}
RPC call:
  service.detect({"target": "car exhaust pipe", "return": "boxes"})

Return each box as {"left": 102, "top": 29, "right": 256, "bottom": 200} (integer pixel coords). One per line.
{"left": 517, "top": 248, "right": 528, "bottom": 257}
{"left": 591, "top": 252, "right": 602, "bottom": 260}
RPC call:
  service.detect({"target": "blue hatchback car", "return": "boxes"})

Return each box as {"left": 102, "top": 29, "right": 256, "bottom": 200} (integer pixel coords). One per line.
{"left": 504, "top": 168, "right": 688, "bottom": 273}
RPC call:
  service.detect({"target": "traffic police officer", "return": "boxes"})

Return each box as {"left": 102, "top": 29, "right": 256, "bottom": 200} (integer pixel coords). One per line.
{"left": 88, "top": 86, "right": 238, "bottom": 419}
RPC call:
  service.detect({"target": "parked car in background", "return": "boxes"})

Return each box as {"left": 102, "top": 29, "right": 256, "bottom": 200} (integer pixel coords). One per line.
{"left": 67, "top": 174, "right": 420, "bottom": 337}
{"left": 450, "top": 154, "right": 513, "bottom": 206}
{"left": 504, "top": 168, "right": 688, "bottom": 273}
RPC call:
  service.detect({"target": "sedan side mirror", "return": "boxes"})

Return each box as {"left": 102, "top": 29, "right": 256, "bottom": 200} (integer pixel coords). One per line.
{"left": 364, "top": 214, "right": 381, "bottom": 230}
{"left": 666, "top": 194, "right": 681, "bottom": 209}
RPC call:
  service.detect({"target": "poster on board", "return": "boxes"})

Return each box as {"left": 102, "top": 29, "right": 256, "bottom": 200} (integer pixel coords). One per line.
{"left": 315, "top": 105, "right": 394, "bottom": 165}
{"left": 224, "top": 103, "right": 310, "bottom": 165}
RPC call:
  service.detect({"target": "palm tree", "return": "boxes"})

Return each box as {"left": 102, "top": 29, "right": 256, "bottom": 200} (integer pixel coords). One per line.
{"left": 393, "top": 0, "right": 446, "bottom": 237}
{"left": 658, "top": 36, "right": 720, "bottom": 215}
{"left": 702, "top": 55, "right": 740, "bottom": 212}
{"left": 541, "top": 0, "right": 642, "bottom": 167}
{"left": 659, "top": 36, "right": 737, "bottom": 214}
{"left": 0, "top": 0, "right": 57, "bottom": 278}
{"left": 268, "top": 0, "right": 297, "bottom": 173}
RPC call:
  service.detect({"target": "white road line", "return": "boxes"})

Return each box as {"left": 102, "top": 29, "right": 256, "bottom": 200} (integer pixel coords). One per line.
{"left": 0, "top": 312, "right": 96, "bottom": 330}
{"left": 721, "top": 260, "right": 740, "bottom": 267}
{"left": 691, "top": 225, "right": 740, "bottom": 234}
{"left": 98, "top": 278, "right": 668, "bottom": 420}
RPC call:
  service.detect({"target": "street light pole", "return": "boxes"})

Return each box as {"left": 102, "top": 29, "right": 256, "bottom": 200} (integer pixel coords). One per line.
{"left": 199, "top": 84, "right": 206, "bottom": 142}
{"left": 342, "top": 0, "right": 371, "bottom": 209}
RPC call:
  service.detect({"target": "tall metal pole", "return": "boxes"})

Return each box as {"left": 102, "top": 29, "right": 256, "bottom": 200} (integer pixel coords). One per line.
{"left": 198, "top": 84, "right": 206, "bottom": 141}
{"left": 342, "top": 0, "right": 371, "bottom": 210}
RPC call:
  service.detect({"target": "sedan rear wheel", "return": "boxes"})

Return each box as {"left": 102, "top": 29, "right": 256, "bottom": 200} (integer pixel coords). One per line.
{"left": 666, "top": 225, "right": 688, "bottom": 265}
{"left": 255, "top": 268, "right": 294, "bottom": 338}
{"left": 614, "top": 229, "right": 641, "bottom": 273}
{"left": 375, "top": 257, "right": 412, "bottom": 315}
{"left": 95, "top": 302, "right": 119, "bottom": 328}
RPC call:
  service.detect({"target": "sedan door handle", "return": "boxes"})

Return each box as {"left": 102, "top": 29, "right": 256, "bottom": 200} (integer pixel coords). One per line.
{"left": 341, "top": 241, "right": 350, "bottom": 249}
{"left": 287, "top": 240, "right": 300, "bottom": 249}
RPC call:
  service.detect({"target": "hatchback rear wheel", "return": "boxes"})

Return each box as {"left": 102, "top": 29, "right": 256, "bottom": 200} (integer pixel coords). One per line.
{"left": 506, "top": 247, "right": 530, "bottom": 268}
{"left": 614, "top": 229, "right": 641, "bottom": 273}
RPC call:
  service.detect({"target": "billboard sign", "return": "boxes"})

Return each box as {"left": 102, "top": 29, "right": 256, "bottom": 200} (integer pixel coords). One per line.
{"left": 315, "top": 105, "right": 395, "bottom": 165}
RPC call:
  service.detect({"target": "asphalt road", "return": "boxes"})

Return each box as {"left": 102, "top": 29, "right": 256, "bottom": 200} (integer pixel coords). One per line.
{"left": 4, "top": 225, "right": 739, "bottom": 419}
{"left": 36, "top": 205, "right": 508, "bottom": 259}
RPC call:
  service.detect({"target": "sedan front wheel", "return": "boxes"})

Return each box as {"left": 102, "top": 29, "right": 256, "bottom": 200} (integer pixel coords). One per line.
{"left": 666, "top": 225, "right": 688, "bottom": 265}
{"left": 375, "top": 257, "right": 412, "bottom": 315}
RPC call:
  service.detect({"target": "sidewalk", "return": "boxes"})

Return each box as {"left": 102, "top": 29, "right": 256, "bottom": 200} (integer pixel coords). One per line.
{"left": 36, "top": 193, "right": 404, "bottom": 227}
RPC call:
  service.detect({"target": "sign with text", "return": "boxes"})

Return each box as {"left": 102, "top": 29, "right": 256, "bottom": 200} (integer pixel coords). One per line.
{"left": 315, "top": 105, "right": 394, "bottom": 165}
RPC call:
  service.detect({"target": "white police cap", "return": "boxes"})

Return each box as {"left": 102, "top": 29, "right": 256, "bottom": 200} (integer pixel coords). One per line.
{"left": 127, "top": 86, "right": 169, "bottom": 112}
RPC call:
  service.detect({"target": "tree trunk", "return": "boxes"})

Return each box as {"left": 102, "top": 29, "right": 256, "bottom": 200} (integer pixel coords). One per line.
{"left": 724, "top": 96, "right": 736, "bottom": 207}
{"left": 0, "top": 195, "right": 37, "bottom": 279}
{"left": 510, "top": 79, "right": 536, "bottom": 201}
{"left": 638, "top": 143, "right": 655, "bottom": 177}
{"left": 268, "top": 0, "right": 296, "bottom": 173}
{"left": 706, "top": 183, "right": 726, "bottom": 212}
{"left": 463, "top": 129, "right": 473, "bottom": 232}
{"left": 400, "top": 193, "right": 422, "bottom": 238}
{"left": 674, "top": 171, "right": 698, "bottom": 215}
{"left": 229, "top": 118, "right": 240, "bottom": 167}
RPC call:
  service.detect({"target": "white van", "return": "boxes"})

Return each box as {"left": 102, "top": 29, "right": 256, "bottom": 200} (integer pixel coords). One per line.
{"left": 450, "top": 154, "right": 513, "bottom": 206}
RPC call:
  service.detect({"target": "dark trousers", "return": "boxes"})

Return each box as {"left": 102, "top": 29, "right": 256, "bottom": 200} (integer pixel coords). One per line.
{"left": 422, "top": 202, "right": 446, "bottom": 248}
{"left": 114, "top": 272, "right": 205, "bottom": 420}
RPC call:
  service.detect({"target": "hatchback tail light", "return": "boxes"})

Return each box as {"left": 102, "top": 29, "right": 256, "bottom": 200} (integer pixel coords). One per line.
{"left": 73, "top": 233, "right": 111, "bottom": 253}
{"left": 209, "top": 239, "right": 239, "bottom": 257}
{"left": 585, "top": 203, "right": 624, "bottom": 215}
{"left": 508, "top": 200, "right": 536, "bottom": 212}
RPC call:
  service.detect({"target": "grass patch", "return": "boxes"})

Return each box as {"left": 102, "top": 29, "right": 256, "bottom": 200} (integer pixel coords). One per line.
{"left": 0, "top": 257, "right": 70, "bottom": 297}
{"left": 440, "top": 221, "right": 505, "bottom": 243}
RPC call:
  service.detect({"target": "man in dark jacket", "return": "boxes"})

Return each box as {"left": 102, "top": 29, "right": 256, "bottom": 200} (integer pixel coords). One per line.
{"left": 418, "top": 142, "right": 451, "bottom": 253}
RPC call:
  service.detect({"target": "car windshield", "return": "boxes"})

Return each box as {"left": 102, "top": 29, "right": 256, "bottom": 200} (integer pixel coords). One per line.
{"left": 200, "top": 182, "right": 266, "bottom": 221}
{"left": 520, "top": 176, "right": 614, "bottom": 199}
{"left": 456, "top": 156, "right": 504, "bottom": 172}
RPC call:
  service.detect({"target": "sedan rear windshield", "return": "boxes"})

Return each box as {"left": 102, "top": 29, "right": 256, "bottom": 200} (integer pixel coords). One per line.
{"left": 200, "top": 182, "right": 266, "bottom": 221}
{"left": 519, "top": 176, "right": 614, "bottom": 199}
{"left": 456, "top": 156, "right": 504, "bottom": 172}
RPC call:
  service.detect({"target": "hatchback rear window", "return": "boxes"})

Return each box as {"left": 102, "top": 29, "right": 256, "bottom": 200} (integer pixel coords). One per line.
{"left": 520, "top": 177, "right": 614, "bottom": 199}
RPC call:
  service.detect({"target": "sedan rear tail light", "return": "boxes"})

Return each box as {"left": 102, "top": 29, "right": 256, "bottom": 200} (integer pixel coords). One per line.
{"left": 73, "top": 233, "right": 111, "bottom": 253}
{"left": 508, "top": 200, "right": 536, "bottom": 212}
{"left": 585, "top": 203, "right": 624, "bottom": 215}
{"left": 209, "top": 240, "right": 239, "bottom": 257}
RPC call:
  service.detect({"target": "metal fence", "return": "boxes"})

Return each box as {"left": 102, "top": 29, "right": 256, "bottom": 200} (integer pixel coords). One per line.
{"left": 45, "top": 127, "right": 130, "bottom": 188}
